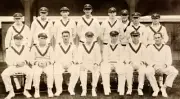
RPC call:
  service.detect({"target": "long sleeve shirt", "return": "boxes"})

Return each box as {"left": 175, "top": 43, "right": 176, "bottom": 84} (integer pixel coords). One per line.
{"left": 125, "top": 42, "right": 147, "bottom": 64}
{"left": 103, "top": 42, "right": 126, "bottom": 63}
{"left": 6, "top": 45, "right": 30, "bottom": 66}
{"left": 54, "top": 42, "right": 77, "bottom": 64}
{"left": 5, "top": 23, "right": 31, "bottom": 49}
{"left": 31, "top": 17, "right": 54, "bottom": 44}
{"left": 77, "top": 15, "right": 101, "bottom": 42}
{"left": 125, "top": 23, "right": 148, "bottom": 45}
{"left": 54, "top": 18, "right": 77, "bottom": 43}
{"left": 77, "top": 41, "right": 101, "bottom": 64}
{"left": 147, "top": 44, "right": 172, "bottom": 67}
{"left": 30, "top": 44, "right": 54, "bottom": 64}
{"left": 146, "top": 24, "right": 169, "bottom": 45}
{"left": 101, "top": 18, "right": 124, "bottom": 43}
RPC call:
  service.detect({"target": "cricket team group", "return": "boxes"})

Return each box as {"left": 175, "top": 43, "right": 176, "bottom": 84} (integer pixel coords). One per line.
{"left": 1, "top": 3, "right": 179, "bottom": 99}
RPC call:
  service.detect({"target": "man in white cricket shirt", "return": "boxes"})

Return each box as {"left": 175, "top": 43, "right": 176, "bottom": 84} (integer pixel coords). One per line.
{"left": 101, "top": 31, "right": 126, "bottom": 96}
{"left": 1, "top": 34, "right": 33, "bottom": 99}
{"left": 54, "top": 31, "right": 80, "bottom": 96}
{"left": 30, "top": 33, "right": 54, "bottom": 98}
{"left": 146, "top": 33, "right": 178, "bottom": 97}
{"left": 78, "top": 31, "right": 101, "bottom": 96}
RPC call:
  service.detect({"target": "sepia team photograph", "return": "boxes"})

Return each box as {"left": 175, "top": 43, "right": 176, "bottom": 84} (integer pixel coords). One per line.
{"left": 0, "top": 0, "right": 180, "bottom": 99}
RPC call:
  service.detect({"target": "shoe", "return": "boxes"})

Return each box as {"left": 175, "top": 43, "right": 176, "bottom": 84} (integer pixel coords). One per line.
{"left": 92, "top": 88, "right": 97, "bottom": 96}
{"left": 34, "top": 90, "right": 40, "bottom": 98}
{"left": 119, "top": 92, "right": 124, "bottom": 96}
{"left": 81, "top": 90, "right": 87, "bottom": 96}
{"left": 48, "top": 89, "right": 54, "bottom": 98}
{"left": 138, "top": 88, "right": 143, "bottom": 96}
{"left": 126, "top": 89, "right": 132, "bottom": 95}
{"left": 104, "top": 91, "right": 110, "bottom": 96}
{"left": 152, "top": 89, "right": 159, "bottom": 97}
{"left": 4, "top": 91, "right": 15, "bottom": 99}
{"left": 23, "top": 90, "right": 32, "bottom": 98}
{"left": 68, "top": 88, "right": 75, "bottom": 95}
{"left": 54, "top": 90, "right": 62, "bottom": 97}
{"left": 161, "top": 87, "right": 168, "bottom": 97}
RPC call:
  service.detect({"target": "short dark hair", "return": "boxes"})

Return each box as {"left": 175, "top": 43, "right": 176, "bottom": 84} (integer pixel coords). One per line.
{"left": 62, "top": 30, "right": 70, "bottom": 35}
{"left": 154, "top": 32, "right": 163, "bottom": 38}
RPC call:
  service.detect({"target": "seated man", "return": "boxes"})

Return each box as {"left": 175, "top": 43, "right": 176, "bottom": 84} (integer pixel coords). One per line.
{"left": 1, "top": 34, "right": 33, "bottom": 99}
{"left": 146, "top": 33, "right": 178, "bottom": 97}
{"left": 125, "top": 31, "right": 147, "bottom": 96}
{"left": 78, "top": 31, "right": 101, "bottom": 96}
{"left": 101, "top": 31, "right": 126, "bottom": 96}
{"left": 30, "top": 33, "right": 54, "bottom": 98}
{"left": 54, "top": 31, "right": 80, "bottom": 96}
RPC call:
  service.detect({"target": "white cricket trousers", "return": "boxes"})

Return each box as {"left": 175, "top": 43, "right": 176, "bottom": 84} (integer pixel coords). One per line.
{"left": 125, "top": 62, "right": 146, "bottom": 91}
{"left": 80, "top": 63, "right": 100, "bottom": 90}
{"left": 1, "top": 65, "right": 33, "bottom": 92}
{"left": 146, "top": 65, "right": 178, "bottom": 91}
{"left": 100, "top": 62, "right": 126, "bottom": 94}
{"left": 32, "top": 65, "right": 54, "bottom": 89}
{"left": 54, "top": 63, "right": 80, "bottom": 92}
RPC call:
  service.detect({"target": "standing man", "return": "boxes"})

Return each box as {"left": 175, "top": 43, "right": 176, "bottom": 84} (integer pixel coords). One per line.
{"left": 120, "top": 9, "right": 132, "bottom": 46}
{"left": 125, "top": 12, "right": 147, "bottom": 45}
{"left": 54, "top": 7, "right": 77, "bottom": 44}
{"left": 30, "top": 33, "right": 54, "bottom": 98}
{"left": 147, "top": 13, "right": 169, "bottom": 45}
{"left": 54, "top": 31, "right": 80, "bottom": 96}
{"left": 78, "top": 31, "right": 101, "bottom": 96}
{"left": 125, "top": 31, "right": 147, "bottom": 96}
{"left": 101, "top": 31, "right": 126, "bottom": 96}
{"left": 77, "top": 4, "right": 101, "bottom": 44}
{"left": 31, "top": 7, "right": 54, "bottom": 45}
{"left": 1, "top": 34, "right": 33, "bottom": 99}
{"left": 101, "top": 7, "right": 124, "bottom": 44}
{"left": 146, "top": 33, "right": 178, "bottom": 97}
{"left": 5, "top": 13, "right": 31, "bottom": 49}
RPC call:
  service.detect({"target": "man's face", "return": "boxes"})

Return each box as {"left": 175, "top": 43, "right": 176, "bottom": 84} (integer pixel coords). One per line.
{"left": 110, "top": 35, "right": 118, "bottom": 43}
{"left": 38, "top": 37, "right": 47, "bottom": 45}
{"left": 108, "top": 12, "right": 116, "bottom": 18}
{"left": 14, "top": 17, "right": 23, "bottom": 24}
{"left": 83, "top": 9, "right": 92, "bottom": 16}
{"left": 154, "top": 34, "right": 162, "bottom": 45}
{"left": 85, "top": 36, "right": 93, "bottom": 43}
{"left": 152, "top": 18, "right": 160, "bottom": 25}
{"left": 121, "top": 15, "right": 128, "bottom": 21}
{"left": 131, "top": 35, "right": 140, "bottom": 44}
{"left": 14, "top": 39, "right": 22, "bottom": 46}
{"left": 60, "top": 11, "right": 69, "bottom": 18}
{"left": 132, "top": 17, "right": 140, "bottom": 25}
{"left": 62, "top": 33, "right": 70, "bottom": 43}
{"left": 39, "top": 11, "right": 48, "bottom": 18}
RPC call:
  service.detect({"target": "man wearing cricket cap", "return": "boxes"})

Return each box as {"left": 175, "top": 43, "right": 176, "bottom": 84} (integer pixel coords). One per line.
{"left": 2, "top": 34, "right": 33, "bottom": 99}
{"left": 54, "top": 6, "right": 77, "bottom": 44}
{"left": 125, "top": 31, "right": 147, "bottom": 96}
{"left": 30, "top": 33, "right": 54, "bottom": 98}
{"left": 77, "top": 4, "right": 101, "bottom": 44}
{"left": 31, "top": 7, "right": 54, "bottom": 45}
{"left": 78, "top": 31, "right": 101, "bottom": 96}
{"left": 120, "top": 9, "right": 132, "bottom": 46}
{"left": 146, "top": 13, "right": 169, "bottom": 45}
{"left": 101, "top": 31, "right": 126, "bottom": 96}
{"left": 5, "top": 13, "right": 31, "bottom": 49}
{"left": 101, "top": 7, "right": 123, "bottom": 45}
{"left": 125, "top": 12, "right": 147, "bottom": 46}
